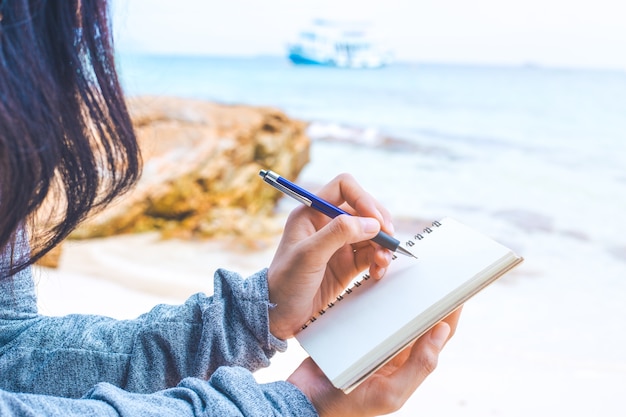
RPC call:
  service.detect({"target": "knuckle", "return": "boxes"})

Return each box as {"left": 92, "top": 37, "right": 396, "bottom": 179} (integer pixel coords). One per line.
{"left": 448, "top": 325, "right": 457, "bottom": 339}
{"left": 384, "top": 395, "right": 406, "bottom": 413}
{"left": 328, "top": 215, "right": 355, "bottom": 237}
{"left": 420, "top": 348, "right": 440, "bottom": 375}
{"left": 334, "top": 172, "right": 354, "bottom": 183}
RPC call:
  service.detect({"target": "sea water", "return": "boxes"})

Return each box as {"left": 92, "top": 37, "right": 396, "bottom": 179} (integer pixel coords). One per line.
{"left": 118, "top": 55, "right": 626, "bottom": 413}
{"left": 118, "top": 55, "right": 626, "bottom": 254}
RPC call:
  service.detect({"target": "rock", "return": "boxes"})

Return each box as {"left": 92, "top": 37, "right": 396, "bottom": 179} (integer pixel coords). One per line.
{"left": 36, "top": 245, "right": 63, "bottom": 269}
{"left": 71, "top": 96, "right": 310, "bottom": 245}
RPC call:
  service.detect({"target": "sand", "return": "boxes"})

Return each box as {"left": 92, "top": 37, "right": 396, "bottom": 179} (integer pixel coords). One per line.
{"left": 33, "top": 227, "right": 626, "bottom": 417}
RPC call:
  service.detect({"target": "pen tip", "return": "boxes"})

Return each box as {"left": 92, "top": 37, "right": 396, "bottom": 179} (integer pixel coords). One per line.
{"left": 397, "top": 246, "right": 418, "bottom": 259}
{"left": 259, "top": 170, "right": 267, "bottom": 178}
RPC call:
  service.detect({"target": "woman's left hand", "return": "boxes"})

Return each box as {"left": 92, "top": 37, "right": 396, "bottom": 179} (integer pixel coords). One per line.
{"left": 287, "top": 309, "right": 462, "bottom": 417}
{"left": 267, "top": 173, "right": 394, "bottom": 340}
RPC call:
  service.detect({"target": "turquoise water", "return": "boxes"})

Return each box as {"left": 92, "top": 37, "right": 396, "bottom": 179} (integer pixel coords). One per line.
{"left": 119, "top": 55, "right": 625, "bottom": 175}
{"left": 118, "top": 54, "right": 626, "bottom": 243}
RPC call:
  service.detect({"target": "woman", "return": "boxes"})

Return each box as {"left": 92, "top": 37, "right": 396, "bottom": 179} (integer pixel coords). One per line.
{"left": 0, "top": 1, "right": 460, "bottom": 416}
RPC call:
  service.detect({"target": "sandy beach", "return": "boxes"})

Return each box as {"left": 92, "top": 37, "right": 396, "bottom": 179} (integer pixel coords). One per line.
{"left": 34, "top": 203, "right": 625, "bottom": 417}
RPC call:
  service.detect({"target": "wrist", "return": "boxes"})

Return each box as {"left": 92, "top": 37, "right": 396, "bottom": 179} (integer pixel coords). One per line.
{"left": 287, "top": 357, "right": 353, "bottom": 417}
{"left": 268, "top": 305, "right": 290, "bottom": 341}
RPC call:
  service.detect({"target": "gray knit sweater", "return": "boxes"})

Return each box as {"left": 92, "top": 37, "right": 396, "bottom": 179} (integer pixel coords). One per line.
{"left": 0, "top": 242, "right": 318, "bottom": 416}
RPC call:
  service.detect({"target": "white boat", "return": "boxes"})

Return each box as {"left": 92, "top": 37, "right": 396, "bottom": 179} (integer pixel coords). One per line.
{"left": 287, "top": 19, "right": 392, "bottom": 69}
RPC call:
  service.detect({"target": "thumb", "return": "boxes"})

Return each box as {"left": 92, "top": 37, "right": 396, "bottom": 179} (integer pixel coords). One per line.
{"left": 383, "top": 321, "right": 452, "bottom": 402}
{"left": 304, "top": 215, "right": 381, "bottom": 262}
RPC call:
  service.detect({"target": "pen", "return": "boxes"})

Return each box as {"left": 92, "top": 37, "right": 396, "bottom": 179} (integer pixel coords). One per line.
{"left": 259, "top": 170, "right": 417, "bottom": 258}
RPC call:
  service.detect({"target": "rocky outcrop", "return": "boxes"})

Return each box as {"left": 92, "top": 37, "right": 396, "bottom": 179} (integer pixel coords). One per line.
{"left": 36, "top": 245, "right": 63, "bottom": 269}
{"left": 70, "top": 96, "right": 310, "bottom": 245}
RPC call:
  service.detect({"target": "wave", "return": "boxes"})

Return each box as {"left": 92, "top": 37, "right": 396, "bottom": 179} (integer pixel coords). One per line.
{"left": 306, "top": 120, "right": 538, "bottom": 156}
{"left": 306, "top": 121, "right": 445, "bottom": 154}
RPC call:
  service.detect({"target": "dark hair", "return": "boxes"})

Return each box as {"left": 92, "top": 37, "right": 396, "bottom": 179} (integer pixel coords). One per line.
{"left": 0, "top": 0, "right": 141, "bottom": 277}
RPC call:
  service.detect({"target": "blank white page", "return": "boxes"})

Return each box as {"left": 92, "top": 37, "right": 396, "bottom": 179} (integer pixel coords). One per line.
{"left": 295, "top": 217, "right": 522, "bottom": 390}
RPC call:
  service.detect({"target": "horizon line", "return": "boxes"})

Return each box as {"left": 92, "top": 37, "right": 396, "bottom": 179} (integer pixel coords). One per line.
{"left": 116, "top": 52, "right": 626, "bottom": 73}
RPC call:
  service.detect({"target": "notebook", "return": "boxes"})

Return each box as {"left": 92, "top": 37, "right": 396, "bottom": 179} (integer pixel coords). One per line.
{"left": 294, "top": 217, "right": 523, "bottom": 393}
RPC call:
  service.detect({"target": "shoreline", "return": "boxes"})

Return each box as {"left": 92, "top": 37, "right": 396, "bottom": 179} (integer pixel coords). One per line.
{"left": 34, "top": 208, "right": 626, "bottom": 416}
{"left": 35, "top": 229, "right": 625, "bottom": 416}
{"left": 34, "top": 136, "right": 626, "bottom": 416}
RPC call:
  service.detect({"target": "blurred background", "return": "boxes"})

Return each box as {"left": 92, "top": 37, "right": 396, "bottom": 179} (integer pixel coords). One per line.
{"left": 37, "top": 1, "right": 626, "bottom": 416}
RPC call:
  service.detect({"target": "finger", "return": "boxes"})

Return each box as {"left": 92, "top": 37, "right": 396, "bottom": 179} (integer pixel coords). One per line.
{"left": 371, "top": 247, "right": 394, "bottom": 279}
{"left": 316, "top": 173, "right": 394, "bottom": 233}
{"left": 299, "top": 215, "right": 381, "bottom": 268}
{"left": 441, "top": 306, "right": 463, "bottom": 339}
{"left": 350, "top": 242, "right": 395, "bottom": 280}
{"left": 351, "top": 243, "right": 375, "bottom": 269}
{"left": 385, "top": 322, "right": 451, "bottom": 399}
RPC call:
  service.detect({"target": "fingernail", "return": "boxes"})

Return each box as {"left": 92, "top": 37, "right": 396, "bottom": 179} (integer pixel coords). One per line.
{"left": 430, "top": 323, "right": 451, "bottom": 350}
{"left": 383, "top": 250, "right": 393, "bottom": 264}
{"left": 360, "top": 218, "right": 380, "bottom": 234}
{"left": 374, "top": 267, "right": 386, "bottom": 279}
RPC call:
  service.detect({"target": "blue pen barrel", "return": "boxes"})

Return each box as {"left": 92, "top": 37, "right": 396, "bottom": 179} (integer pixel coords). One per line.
{"left": 310, "top": 199, "right": 348, "bottom": 218}
{"left": 272, "top": 171, "right": 407, "bottom": 255}
{"left": 277, "top": 175, "right": 348, "bottom": 218}
{"left": 310, "top": 197, "right": 401, "bottom": 251}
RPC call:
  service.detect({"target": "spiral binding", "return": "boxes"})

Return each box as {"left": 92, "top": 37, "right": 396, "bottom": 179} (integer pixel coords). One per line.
{"left": 299, "top": 220, "right": 443, "bottom": 330}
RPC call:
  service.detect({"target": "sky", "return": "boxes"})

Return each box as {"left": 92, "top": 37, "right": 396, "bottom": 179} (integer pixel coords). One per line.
{"left": 112, "top": 0, "right": 626, "bottom": 70}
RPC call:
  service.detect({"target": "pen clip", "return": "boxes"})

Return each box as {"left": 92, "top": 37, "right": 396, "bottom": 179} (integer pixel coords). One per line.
{"left": 264, "top": 176, "right": 313, "bottom": 206}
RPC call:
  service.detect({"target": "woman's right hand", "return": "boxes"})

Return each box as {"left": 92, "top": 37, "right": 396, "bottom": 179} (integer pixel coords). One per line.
{"left": 266, "top": 173, "right": 395, "bottom": 340}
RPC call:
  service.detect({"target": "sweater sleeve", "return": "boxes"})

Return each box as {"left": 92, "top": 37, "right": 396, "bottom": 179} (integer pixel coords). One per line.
{"left": 0, "top": 266, "right": 287, "bottom": 398}
{"left": 0, "top": 369, "right": 318, "bottom": 416}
